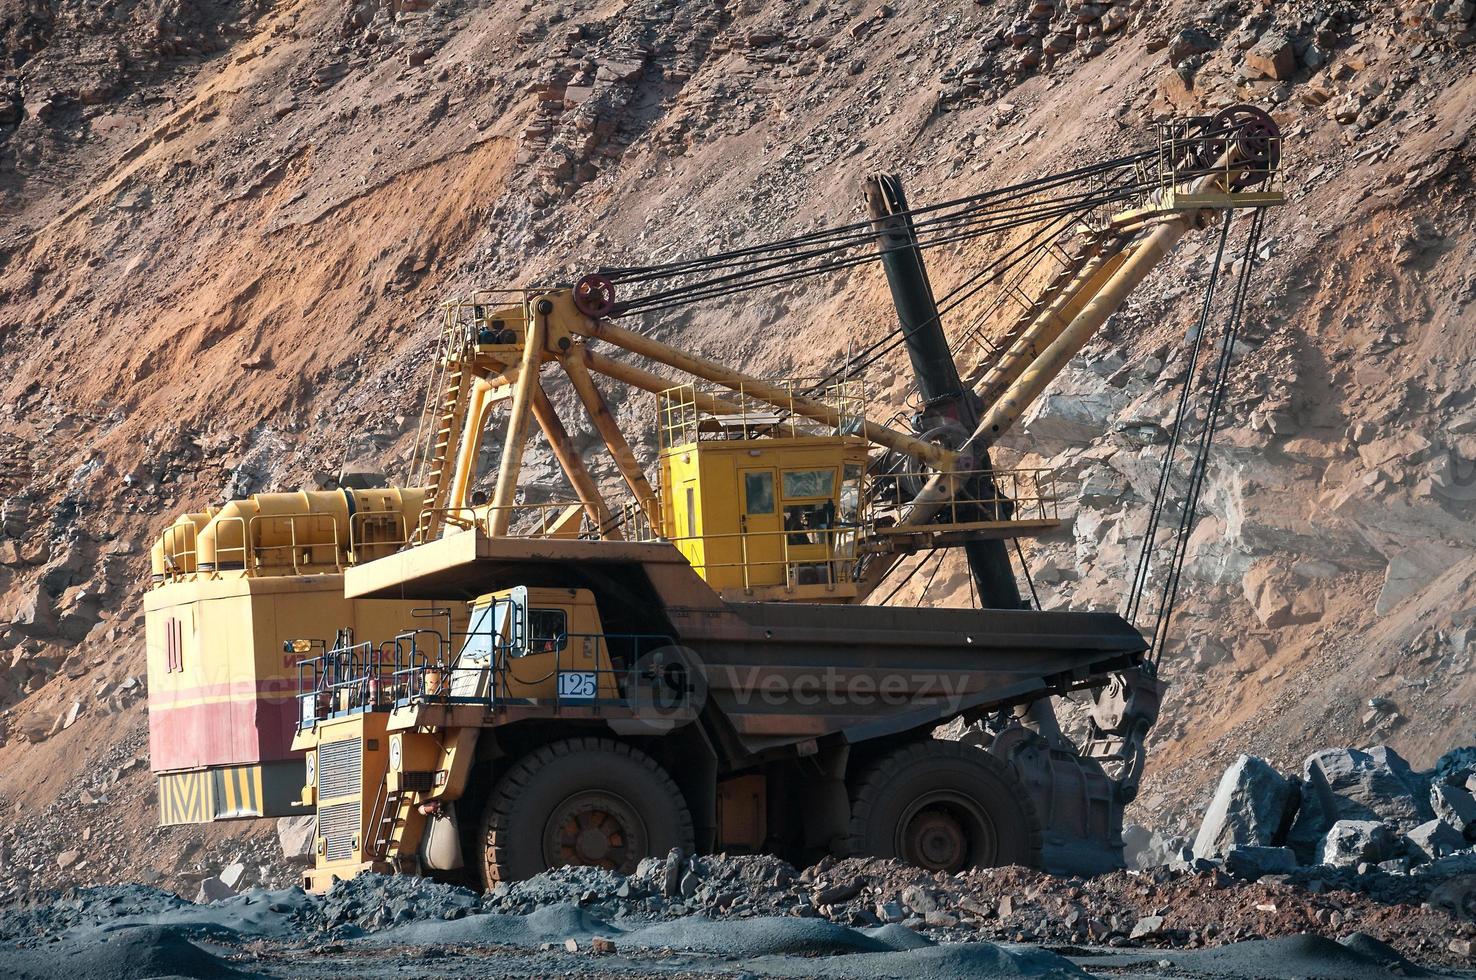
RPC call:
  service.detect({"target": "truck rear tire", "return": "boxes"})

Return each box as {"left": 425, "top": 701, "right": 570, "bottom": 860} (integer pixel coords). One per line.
{"left": 479, "top": 737, "right": 694, "bottom": 885}
{"left": 846, "top": 740, "right": 1042, "bottom": 872}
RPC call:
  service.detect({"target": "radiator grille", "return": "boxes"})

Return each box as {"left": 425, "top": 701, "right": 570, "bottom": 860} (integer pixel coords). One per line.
{"left": 318, "top": 739, "right": 362, "bottom": 800}
{"left": 319, "top": 800, "right": 359, "bottom": 862}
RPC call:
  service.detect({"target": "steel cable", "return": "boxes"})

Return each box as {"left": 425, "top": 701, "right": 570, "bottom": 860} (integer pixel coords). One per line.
{"left": 1124, "top": 214, "right": 1233, "bottom": 625}
{"left": 1147, "top": 207, "right": 1267, "bottom": 665}
{"left": 611, "top": 182, "right": 1152, "bottom": 316}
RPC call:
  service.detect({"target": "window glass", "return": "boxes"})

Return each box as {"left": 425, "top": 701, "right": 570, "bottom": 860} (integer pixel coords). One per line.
{"left": 782, "top": 469, "right": 834, "bottom": 499}
{"left": 840, "top": 464, "right": 863, "bottom": 523}
{"left": 526, "top": 608, "right": 567, "bottom": 654}
{"left": 461, "top": 601, "right": 509, "bottom": 662}
{"left": 743, "top": 471, "right": 775, "bottom": 514}
{"left": 685, "top": 486, "right": 696, "bottom": 538}
{"left": 783, "top": 501, "right": 836, "bottom": 545}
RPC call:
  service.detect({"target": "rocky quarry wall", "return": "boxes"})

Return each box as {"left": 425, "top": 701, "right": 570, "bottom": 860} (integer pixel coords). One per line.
{"left": 0, "top": 0, "right": 1473, "bottom": 902}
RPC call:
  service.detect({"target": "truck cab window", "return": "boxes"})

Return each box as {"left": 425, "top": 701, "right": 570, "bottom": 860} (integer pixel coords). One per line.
{"left": 526, "top": 608, "right": 568, "bottom": 654}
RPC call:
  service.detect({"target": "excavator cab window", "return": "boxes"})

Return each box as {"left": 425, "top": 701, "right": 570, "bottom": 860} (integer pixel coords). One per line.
{"left": 781, "top": 469, "right": 836, "bottom": 546}
{"left": 783, "top": 502, "right": 834, "bottom": 545}
{"left": 839, "top": 464, "right": 863, "bottom": 524}
{"left": 743, "top": 472, "right": 775, "bottom": 515}
{"left": 781, "top": 469, "right": 834, "bottom": 498}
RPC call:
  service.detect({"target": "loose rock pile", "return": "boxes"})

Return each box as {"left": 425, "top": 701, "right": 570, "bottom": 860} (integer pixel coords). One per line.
{"left": 1179, "top": 742, "right": 1476, "bottom": 889}
{"left": 3, "top": 849, "right": 1472, "bottom": 967}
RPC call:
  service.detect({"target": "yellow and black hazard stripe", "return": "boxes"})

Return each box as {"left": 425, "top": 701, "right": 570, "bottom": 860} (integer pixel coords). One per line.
{"left": 158, "top": 762, "right": 304, "bottom": 825}
{"left": 158, "top": 769, "right": 214, "bottom": 825}
{"left": 213, "top": 765, "right": 264, "bottom": 819}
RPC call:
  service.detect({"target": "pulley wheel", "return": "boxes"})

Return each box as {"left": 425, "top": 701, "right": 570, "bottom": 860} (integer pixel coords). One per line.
{"left": 1208, "top": 104, "right": 1280, "bottom": 189}
{"left": 573, "top": 273, "right": 617, "bottom": 318}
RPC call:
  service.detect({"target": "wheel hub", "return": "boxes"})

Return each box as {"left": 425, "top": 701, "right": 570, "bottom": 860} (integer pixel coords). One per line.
{"left": 543, "top": 791, "right": 646, "bottom": 872}
{"left": 895, "top": 791, "right": 997, "bottom": 874}
{"left": 909, "top": 811, "right": 967, "bottom": 871}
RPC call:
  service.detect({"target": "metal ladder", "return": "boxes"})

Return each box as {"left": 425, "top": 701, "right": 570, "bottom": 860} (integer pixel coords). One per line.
{"left": 412, "top": 317, "right": 476, "bottom": 543}
{"left": 367, "top": 778, "right": 407, "bottom": 864}
{"left": 962, "top": 230, "right": 1119, "bottom": 390}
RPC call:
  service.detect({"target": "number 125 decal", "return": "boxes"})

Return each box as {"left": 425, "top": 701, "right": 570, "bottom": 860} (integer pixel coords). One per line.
{"left": 558, "top": 671, "right": 597, "bottom": 700}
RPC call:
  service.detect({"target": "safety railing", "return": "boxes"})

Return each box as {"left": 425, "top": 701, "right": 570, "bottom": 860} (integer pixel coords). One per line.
{"left": 866, "top": 467, "right": 1061, "bottom": 527}
{"left": 196, "top": 515, "right": 249, "bottom": 572}
{"left": 156, "top": 520, "right": 202, "bottom": 582}
{"left": 290, "top": 586, "right": 693, "bottom": 727}
{"left": 411, "top": 289, "right": 539, "bottom": 487}
{"left": 440, "top": 289, "right": 536, "bottom": 352}
{"left": 424, "top": 497, "right": 661, "bottom": 542}
{"left": 954, "top": 234, "right": 1076, "bottom": 367}
{"left": 348, "top": 508, "right": 412, "bottom": 563}
{"left": 295, "top": 641, "right": 386, "bottom": 730}
{"left": 1147, "top": 116, "right": 1283, "bottom": 202}
{"left": 657, "top": 377, "right": 871, "bottom": 449}
{"left": 296, "top": 631, "right": 688, "bottom": 723}
{"left": 157, "top": 507, "right": 417, "bottom": 584}
{"left": 667, "top": 524, "right": 864, "bottom": 593}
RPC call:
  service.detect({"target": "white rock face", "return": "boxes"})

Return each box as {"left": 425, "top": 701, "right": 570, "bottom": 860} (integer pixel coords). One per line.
{"left": 219, "top": 861, "right": 247, "bottom": 890}
{"left": 1374, "top": 544, "right": 1469, "bottom": 615}
{"left": 195, "top": 875, "right": 236, "bottom": 903}
{"left": 277, "top": 815, "right": 317, "bottom": 861}
{"left": 1018, "top": 366, "right": 1130, "bottom": 448}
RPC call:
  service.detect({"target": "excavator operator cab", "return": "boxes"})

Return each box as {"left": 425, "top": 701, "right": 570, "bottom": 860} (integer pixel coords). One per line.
{"left": 656, "top": 381, "right": 871, "bottom": 603}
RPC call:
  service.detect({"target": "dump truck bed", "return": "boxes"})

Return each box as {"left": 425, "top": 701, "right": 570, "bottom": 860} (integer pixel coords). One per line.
{"left": 345, "top": 530, "right": 1146, "bottom": 756}
{"left": 672, "top": 601, "right": 1144, "bottom": 753}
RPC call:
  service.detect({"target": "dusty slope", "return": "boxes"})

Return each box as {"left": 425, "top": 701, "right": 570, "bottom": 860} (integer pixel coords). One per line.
{"left": 0, "top": 0, "right": 1473, "bottom": 896}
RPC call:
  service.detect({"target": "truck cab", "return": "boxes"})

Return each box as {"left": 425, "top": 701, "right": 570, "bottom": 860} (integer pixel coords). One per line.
{"left": 444, "top": 586, "right": 621, "bottom": 705}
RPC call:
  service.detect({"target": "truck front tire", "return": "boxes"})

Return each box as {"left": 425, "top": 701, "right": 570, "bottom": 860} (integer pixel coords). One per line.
{"left": 479, "top": 737, "right": 694, "bottom": 885}
{"left": 846, "top": 740, "right": 1042, "bottom": 872}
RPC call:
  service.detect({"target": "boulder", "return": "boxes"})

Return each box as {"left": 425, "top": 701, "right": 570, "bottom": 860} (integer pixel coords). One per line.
{"left": 1077, "top": 464, "right": 1129, "bottom": 504}
{"left": 1167, "top": 27, "right": 1216, "bottom": 65}
{"left": 1426, "top": 875, "right": 1476, "bottom": 921}
{"left": 1434, "top": 746, "right": 1476, "bottom": 783}
{"left": 1426, "top": 854, "right": 1476, "bottom": 878}
{"left": 1317, "top": 820, "right": 1396, "bottom": 867}
{"left": 1225, "top": 845, "right": 1298, "bottom": 879}
{"left": 661, "top": 848, "right": 684, "bottom": 897}
{"left": 1375, "top": 545, "right": 1467, "bottom": 615}
{"left": 1016, "top": 368, "right": 1128, "bottom": 447}
{"left": 277, "top": 815, "right": 316, "bottom": 861}
{"left": 1304, "top": 746, "right": 1431, "bottom": 830}
{"left": 1130, "top": 914, "right": 1165, "bottom": 938}
{"left": 1123, "top": 824, "right": 1182, "bottom": 870}
{"left": 1242, "top": 563, "right": 1295, "bottom": 628}
{"left": 1192, "top": 755, "right": 1295, "bottom": 860}
{"left": 219, "top": 862, "right": 247, "bottom": 890}
{"left": 1407, "top": 819, "right": 1467, "bottom": 862}
{"left": 10, "top": 586, "right": 58, "bottom": 639}
{"left": 1245, "top": 31, "right": 1296, "bottom": 80}
{"left": 195, "top": 875, "right": 236, "bottom": 903}
{"left": 1432, "top": 783, "right": 1476, "bottom": 837}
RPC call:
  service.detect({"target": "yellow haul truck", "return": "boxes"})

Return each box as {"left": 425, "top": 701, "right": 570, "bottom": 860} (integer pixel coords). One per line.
{"left": 146, "top": 110, "right": 1283, "bottom": 889}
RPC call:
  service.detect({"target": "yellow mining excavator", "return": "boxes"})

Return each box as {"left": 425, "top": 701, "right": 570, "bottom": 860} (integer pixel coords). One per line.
{"left": 145, "top": 109, "right": 1283, "bottom": 887}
